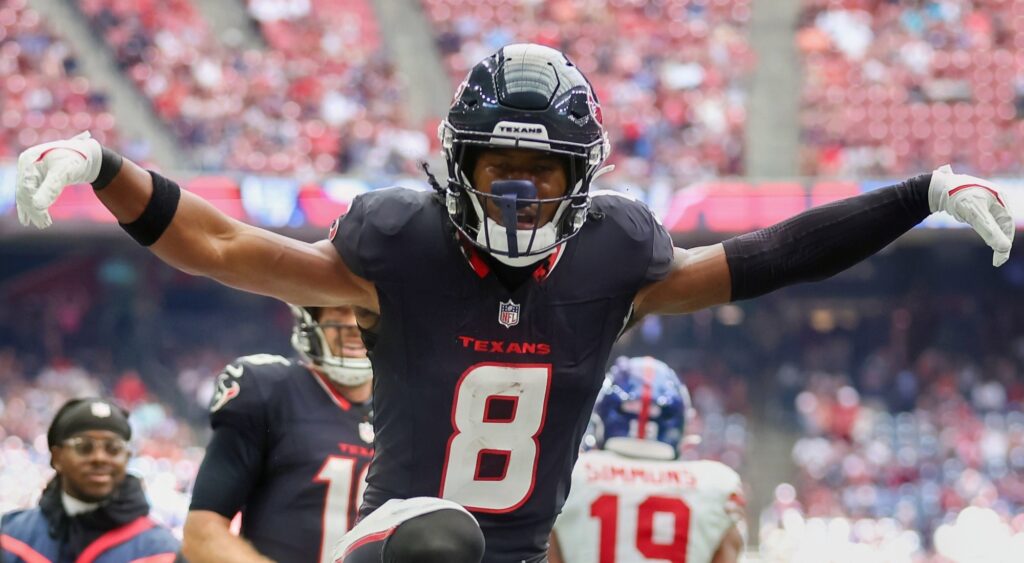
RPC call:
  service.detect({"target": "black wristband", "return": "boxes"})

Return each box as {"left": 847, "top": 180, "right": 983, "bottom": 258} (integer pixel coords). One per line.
{"left": 91, "top": 147, "right": 124, "bottom": 191}
{"left": 724, "top": 174, "right": 932, "bottom": 301}
{"left": 119, "top": 171, "right": 181, "bottom": 246}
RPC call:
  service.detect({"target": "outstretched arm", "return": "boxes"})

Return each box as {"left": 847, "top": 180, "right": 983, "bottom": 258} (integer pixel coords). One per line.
{"left": 16, "top": 135, "right": 376, "bottom": 311}
{"left": 103, "top": 160, "right": 372, "bottom": 307}
{"left": 634, "top": 170, "right": 1013, "bottom": 318}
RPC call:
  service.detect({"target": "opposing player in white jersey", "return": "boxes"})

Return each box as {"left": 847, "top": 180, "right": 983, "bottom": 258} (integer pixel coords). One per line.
{"left": 551, "top": 357, "right": 745, "bottom": 563}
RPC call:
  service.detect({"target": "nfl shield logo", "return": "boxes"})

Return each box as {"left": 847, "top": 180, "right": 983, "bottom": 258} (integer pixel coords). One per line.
{"left": 498, "top": 299, "right": 520, "bottom": 328}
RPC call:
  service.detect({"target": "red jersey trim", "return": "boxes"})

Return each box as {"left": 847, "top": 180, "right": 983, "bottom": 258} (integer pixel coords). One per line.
{"left": 460, "top": 236, "right": 563, "bottom": 281}
{"left": 337, "top": 527, "right": 397, "bottom": 561}
{"left": 532, "top": 246, "right": 562, "bottom": 281}
{"left": 309, "top": 367, "right": 353, "bottom": 411}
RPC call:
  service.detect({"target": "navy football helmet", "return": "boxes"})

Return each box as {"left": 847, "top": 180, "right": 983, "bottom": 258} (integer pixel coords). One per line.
{"left": 439, "top": 43, "right": 611, "bottom": 267}
{"left": 591, "top": 356, "right": 694, "bottom": 460}
{"left": 289, "top": 305, "right": 372, "bottom": 387}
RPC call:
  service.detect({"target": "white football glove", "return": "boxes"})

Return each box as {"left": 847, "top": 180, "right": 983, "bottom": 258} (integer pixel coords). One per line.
{"left": 16, "top": 131, "right": 103, "bottom": 229}
{"left": 929, "top": 164, "right": 1015, "bottom": 267}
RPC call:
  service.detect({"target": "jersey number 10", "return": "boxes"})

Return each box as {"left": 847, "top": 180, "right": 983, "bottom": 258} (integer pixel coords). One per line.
{"left": 591, "top": 494, "right": 692, "bottom": 563}
{"left": 315, "top": 456, "right": 369, "bottom": 563}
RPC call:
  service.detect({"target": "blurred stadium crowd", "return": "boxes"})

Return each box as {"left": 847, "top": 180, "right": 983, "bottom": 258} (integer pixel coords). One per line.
{"left": 798, "top": 0, "right": 1024, "bottom": 177}
{"left": 423, "top": 0, "right": 753, "bottom": 182}
{"left": 0, "top": 0, "right": 120, "bottom": 160}
{"left": 8, "top": 0, "right": 1024, "bottom": 178}
{"left": 3, "top": 0, "right": 1024, "bottom": 560}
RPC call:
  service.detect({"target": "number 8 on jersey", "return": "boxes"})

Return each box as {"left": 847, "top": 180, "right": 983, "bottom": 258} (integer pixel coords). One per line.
{"left": 439, "top": 363, "right": 552, "bottom": 512}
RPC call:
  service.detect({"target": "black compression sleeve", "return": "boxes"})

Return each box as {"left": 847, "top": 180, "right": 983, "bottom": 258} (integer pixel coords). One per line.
{"left": 188, "top": 426, "right": 264, "bottom": 517}
{"left": 723, "top": 174, "right": 932, "bottom": 301}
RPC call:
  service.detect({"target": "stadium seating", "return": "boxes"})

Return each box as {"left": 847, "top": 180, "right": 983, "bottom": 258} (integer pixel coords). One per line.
{"left": 0, "top": 0, "right": 119, "bottom": 161}
{"left": 787, "top": 359, "right": 1024, "bottom": 553}
{"left": 798, "top": 0, "right": 1024, "bottom": 177}
{"left": 420, "top": 0, "right": 754, "bottom": 181}
{"left": 77, "top": 0, "right": 428, "bottom": 175}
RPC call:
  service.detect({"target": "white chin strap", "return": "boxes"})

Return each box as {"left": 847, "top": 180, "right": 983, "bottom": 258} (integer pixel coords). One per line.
{"left": 464, "top": 169, "right": 564, "bottom": 268}
{"left": 476, "top": 220, "right": 559, "bottom": 267}
{"left": 604, "top": 437, "right": 677, "bottom": 461}
{"left": 319, "top": 357, "right": 373, "bottom": 387}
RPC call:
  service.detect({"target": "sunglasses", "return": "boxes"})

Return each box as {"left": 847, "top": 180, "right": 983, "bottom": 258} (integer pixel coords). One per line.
{"left": 61, "top": 436, "right": 129, "bottom": 458}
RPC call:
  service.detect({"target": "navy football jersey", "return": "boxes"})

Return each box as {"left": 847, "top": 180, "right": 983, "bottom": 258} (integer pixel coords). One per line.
{"left": 202, "top": 354, "right": 373, "bottom": 563}
{"left": 332, "top": 188, "right": 673, "bottom": 562}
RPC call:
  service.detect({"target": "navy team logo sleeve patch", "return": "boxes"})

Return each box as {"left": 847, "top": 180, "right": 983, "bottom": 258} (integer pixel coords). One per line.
{"left": 210, "top": 362, "right": 245, "bottom": 412}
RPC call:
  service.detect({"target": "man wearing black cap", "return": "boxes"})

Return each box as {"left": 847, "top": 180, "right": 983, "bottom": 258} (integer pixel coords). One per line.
{"left": 0, "top": 398, "right": 180, "bottom": 563}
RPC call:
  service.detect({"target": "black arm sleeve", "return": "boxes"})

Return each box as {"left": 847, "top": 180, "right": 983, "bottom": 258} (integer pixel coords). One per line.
{"left": 188, "top": 426, "right": 264, "bottom": 518}
{"left": 723, "top": 174, "right": 932, "bottom": 301}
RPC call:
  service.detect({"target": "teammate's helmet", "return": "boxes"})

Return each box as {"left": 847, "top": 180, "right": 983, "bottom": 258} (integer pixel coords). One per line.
{"left": 591, "top": 356, "right": 694, "bottom": 460}
{"left": 289, "top": 305, "right": 372, "bottom": 387}
{"left": 439, "top": 43, "right": 611, "bottom": 267}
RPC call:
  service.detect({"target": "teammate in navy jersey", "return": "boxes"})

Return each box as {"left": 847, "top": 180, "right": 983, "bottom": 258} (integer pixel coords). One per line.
{"left": 181, "top": 305, "right": 373, "bottom": 563}
{"left": 16, "top": 42, "right": 1014, "bottom": 563}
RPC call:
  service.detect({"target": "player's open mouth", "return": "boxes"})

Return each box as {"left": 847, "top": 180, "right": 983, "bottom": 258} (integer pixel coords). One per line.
{"left": 516, "top": 212, "right": 538, "bottom": 228}
{"left": 341, "top": 344, "right": 366, "bottom": 358}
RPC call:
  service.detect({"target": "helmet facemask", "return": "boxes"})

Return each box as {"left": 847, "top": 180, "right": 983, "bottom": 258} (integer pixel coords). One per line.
{"left": 289, "top": 305, "right": 372, "bottom": 387}
{"left": 438, "top": 43, "right": 612, "bottom": 268}
{"left": 440, "top": 123, "right": 609, "bottom": 267}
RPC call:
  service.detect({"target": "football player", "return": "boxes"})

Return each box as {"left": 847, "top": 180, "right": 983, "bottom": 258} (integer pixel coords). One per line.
{"left": 550, "top": 357, "right": 744, "bottom": 563}
{"left": 181, "top": 305, "right": 373, "bottom": 563}
{"left": 15, "top": 43, "right": 1013, "bottom": 563}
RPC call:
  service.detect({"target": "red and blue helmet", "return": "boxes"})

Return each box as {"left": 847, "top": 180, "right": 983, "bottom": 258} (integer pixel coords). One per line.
{"left": 591, "top": 356, "right": 694, "bottom": 460}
